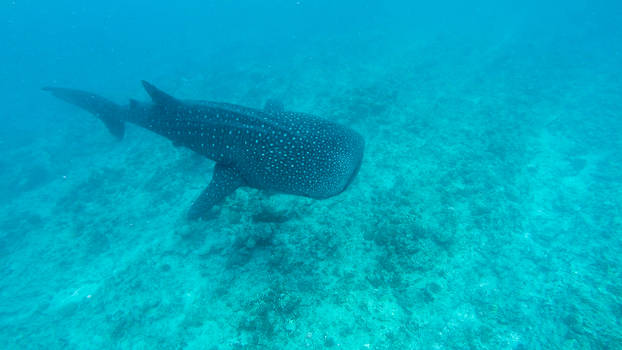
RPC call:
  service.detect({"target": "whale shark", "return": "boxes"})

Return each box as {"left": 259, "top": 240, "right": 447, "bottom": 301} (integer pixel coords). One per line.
{"left": 43, "top": 81, "right": 364, "bottom": 219}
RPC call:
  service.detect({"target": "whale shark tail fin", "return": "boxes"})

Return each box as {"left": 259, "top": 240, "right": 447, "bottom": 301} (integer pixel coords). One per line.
{"left": 42, "top": 87, "right": 125, "bottom": 140}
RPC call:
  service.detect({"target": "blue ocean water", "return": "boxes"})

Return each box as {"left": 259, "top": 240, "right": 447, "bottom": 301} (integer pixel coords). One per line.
{"left": 1, "top": 0, "right": 621, "bottom": 348}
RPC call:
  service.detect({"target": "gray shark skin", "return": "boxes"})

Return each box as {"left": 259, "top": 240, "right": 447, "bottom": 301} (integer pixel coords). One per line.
{"left": 43, "top": 81, "right": 365, "bottom": 219}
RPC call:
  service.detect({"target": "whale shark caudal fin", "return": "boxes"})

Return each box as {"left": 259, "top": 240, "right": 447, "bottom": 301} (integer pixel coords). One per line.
{"left": 42, "top": 87, "right": 125, "bottom": 140}
{"left": 187, "top": 163, "right": 244, "bottom": 220}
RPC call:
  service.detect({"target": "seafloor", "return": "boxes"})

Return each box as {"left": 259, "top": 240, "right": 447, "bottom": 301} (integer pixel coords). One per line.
{"left": 1, "top": 41, "right": 621, "bottom": 349}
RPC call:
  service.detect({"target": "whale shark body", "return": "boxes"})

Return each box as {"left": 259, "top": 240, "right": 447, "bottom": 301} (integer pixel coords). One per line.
{"left": 44, "top": 81, "right": 364, "bottom": 219}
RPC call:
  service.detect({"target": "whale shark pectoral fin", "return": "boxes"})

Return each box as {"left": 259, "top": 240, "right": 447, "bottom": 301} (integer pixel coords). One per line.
{"left": 264, "top": 99, "right": 284, "bottom": 113}
{"left": 141, "top": 80, "right": 180, "bottom": 107}
{"left": 187, "top": 163, "right": 244, "bottom": 220}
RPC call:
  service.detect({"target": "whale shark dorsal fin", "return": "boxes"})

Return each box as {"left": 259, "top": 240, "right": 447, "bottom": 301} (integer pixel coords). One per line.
{"left": 141, "top": 80, "right": 179, "bottom": 106}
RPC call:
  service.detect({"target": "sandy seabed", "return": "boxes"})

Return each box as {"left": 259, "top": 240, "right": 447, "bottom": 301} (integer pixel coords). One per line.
{"left": 1, "top": 42, "right": 621, "bottom": 349}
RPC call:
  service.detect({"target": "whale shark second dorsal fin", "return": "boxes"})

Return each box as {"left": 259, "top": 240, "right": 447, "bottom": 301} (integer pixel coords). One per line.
{"left": 141, "top": 80, "right": 179, "bottom": 107}
{"left": 264, "top": 99, "right": 284, "bottom": 113}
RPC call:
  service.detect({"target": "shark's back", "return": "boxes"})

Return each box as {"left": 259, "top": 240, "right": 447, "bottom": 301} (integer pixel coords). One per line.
{"left": 227, "top": 108, "right": 365, "bottom": 198}
{"left": 170, "top": 99, "right": 364, "bottom": 198}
